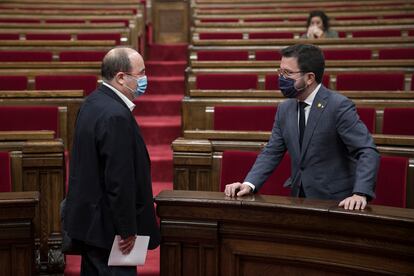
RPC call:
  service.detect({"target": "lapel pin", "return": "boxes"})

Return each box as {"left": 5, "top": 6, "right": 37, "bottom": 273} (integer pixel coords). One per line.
{"left": 317, "top": 103, "right": 324, "bottom": 109}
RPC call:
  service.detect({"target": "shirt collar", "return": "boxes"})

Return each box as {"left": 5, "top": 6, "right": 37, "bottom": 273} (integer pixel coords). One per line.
{"left": 103, "top": 82, "right": 135, "bottom": 112}
{"left": 300, "top": 83, "right": 321, "bottom": 107}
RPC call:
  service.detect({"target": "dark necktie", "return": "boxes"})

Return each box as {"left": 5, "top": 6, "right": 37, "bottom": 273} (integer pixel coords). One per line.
{"left": 299, "top": 102, "right": 308, "bottom": 149}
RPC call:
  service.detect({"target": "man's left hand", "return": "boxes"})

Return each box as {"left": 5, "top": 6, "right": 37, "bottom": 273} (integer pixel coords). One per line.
{"left": 338, "top": 194, "right": 367, "bottom": 210}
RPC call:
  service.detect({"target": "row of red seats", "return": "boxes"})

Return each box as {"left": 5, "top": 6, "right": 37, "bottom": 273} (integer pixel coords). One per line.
{"left": 196, "top": 48, "right": 414, "bottom": 60}
{"left": 195, "top": 73, "right": 413, "bottom": 91}
{"left": 0, "top": 75, "right": 97, "bottom": 95}
{"left": 199, "top": 14, "right": 414, "bottom": 22}
{"left": 0, "top": 18, "right": 129, "bottom": 26}
{"left": 220, "top": 150, "right": 408, "bottom": 208}
{"left": 198, "top": 29, "right": 414, "bottom": 40}
{"left": 0, "top": 33, "right": 121, "bottom": 44}
{"left": 213, "top": 105, "right": 414, "bottom": 136}
{"left": 0, "top": 50, "right": 106, "bottom": 62}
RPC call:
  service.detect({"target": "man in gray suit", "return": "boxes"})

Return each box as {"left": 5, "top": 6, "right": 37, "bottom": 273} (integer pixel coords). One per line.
{"left": 224, "top": 44, "right": 380, "bottom": 210}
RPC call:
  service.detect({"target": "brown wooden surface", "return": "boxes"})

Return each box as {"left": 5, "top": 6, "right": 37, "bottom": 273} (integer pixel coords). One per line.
{"left": 182, "top": 97, "right": 414, "bottom": 131}
{"left": 0, "top": 130, "right": 55, "bottom": 141}
{"left": 172, "top": 136, "right": 414, "bottom": 208}
{"left": 0, "top": 139, "right": 65, "bottom": 273}
{"left": 192, "top": 36, "right": 414, "bottom": 46}
{"left": 156, "top": 190, "right": 414, "bottom": 275}
{"left": 0, "top": 191, "right": 39, "bottom": 276}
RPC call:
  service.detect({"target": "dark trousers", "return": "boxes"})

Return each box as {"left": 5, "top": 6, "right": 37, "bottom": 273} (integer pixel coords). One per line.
{"left": 80, "top": 243, "right": 137, "bottom": 276}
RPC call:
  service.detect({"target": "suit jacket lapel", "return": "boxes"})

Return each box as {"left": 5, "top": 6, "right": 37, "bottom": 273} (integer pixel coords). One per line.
{"left": 300, "top": 86, "right": 329, "bottom": 160}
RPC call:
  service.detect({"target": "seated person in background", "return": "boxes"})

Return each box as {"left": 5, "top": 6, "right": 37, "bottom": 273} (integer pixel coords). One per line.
{"left": 301, "top": 10, "right": 338, "bottom": 39}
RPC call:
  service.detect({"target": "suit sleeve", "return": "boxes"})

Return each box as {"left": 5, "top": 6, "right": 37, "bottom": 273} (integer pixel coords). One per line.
{"left": 244, "top": 107, "right": 287, "bottom": 191}
{"left": 97, "top": 114, "right": 137, "bottom": 239}
{"left": 335, "top": 98, "right": 380, "bottom": 199}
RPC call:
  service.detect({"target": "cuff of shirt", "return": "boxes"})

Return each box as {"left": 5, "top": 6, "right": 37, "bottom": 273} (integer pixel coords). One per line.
{"left": 243, "top": 182, "right": 255, "bottom": 193}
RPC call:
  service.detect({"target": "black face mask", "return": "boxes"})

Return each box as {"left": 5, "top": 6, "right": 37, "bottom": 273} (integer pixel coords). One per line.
{"left": 278, "top": 75, "right": 306, "bottom": 98}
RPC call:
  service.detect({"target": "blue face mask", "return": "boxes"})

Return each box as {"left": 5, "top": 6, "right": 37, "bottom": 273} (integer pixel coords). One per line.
{"left": 125, "top": 75, "right": 147, "bottom": 98}
{"left": 278, "top": 75, "right": 306, "bottom": 98}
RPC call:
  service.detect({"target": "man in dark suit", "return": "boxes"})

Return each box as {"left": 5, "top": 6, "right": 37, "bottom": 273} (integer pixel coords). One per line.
{"left": 224, "top": 44, "right": 380, "bottom": 211}
{"left": 64, "top": 47, "right": 160, "bottom": 275}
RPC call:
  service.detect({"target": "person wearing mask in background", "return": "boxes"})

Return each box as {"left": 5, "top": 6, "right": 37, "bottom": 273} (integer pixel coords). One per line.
{"left": 302, "top": 10, "right": 339, "bottom": 39}
{"left": 224, "top": 44, "right": 380, "bottom": 211}
{"left": 63, "top": 47, "right": 160, "bottom": 275}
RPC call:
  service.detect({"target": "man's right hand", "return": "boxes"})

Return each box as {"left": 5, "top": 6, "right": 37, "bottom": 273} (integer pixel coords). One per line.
{"left": 119, "top": 235, "right": 136, "bottom": 255}
{"left": 224, "top": 182, "right": 252, "bottom": 197}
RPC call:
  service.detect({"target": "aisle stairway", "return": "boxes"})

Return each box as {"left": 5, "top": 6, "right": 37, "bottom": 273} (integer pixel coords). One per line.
{"left": 64, "top": 43, "right": 187, "bottom": 276}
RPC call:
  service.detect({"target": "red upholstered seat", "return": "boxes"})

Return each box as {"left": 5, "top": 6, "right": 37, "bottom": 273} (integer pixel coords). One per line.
{"left": 0, "top": 151, "right": 11, "bottom": 193}
{"left": 249, "top": 32, "right": 293, "bottom": 39}
{"left": 220, "top": 150, "right": 291, "bottom": 196}
{"left": 356, "top": 107, "right": 376, "bottom": 133}
{"left": 200, "top": 18, "right": 238, "bottom": 23}
{"left": 0, "top": 19, "right": 40, "bottom": 23}
{"left": 59, "top": 51, "right": 106, "bottom": 62}
{"left": 0, "top": 33, "right": 19, "bottom": 40}
{"left": 90, "top": 19, "right": 129, "bottom": 27}
{"left": 214, "top": 106, "right": 276, "bottom": 131}
{"left": 199, "top": 32, "right": 243, "bottom": 40}
{"left": 26, "top": 33, "right": 71, "bottom": 40}
{"left": 45, "top": 19, "right": 84, "bottom": 23}
{"left": 323, "top": 49, "right": 372, "bottom": 60}
{"left": 336, "top": 73, "right": 405, "bottom": 91}
{"left": 0, "top": 76, "right": 28, "bottom": 90}
{"left": 0, "top": 51, "right": 52, "bottom": 62}
{"left": 35, "top": 75, "right": 98, "bottom": 96}
{"left": 378, "top": 48, "right": 414, "bottom": 60}
{"left": 196, "top": 74, "right": 257, "bottom": 90}
{"left": 245, "top": 18, "right": 283, "bottom": 22}
{"left": 197, "top": 50, "right": 249, "bottom": 61}
{"left": 382, "top": 108, "right": 414, "bottom": 135}
{"left": 335, "top": 15, "right": 377, "bottom": 20}
{"left": 255, "top": 51, "right": 282, "bottom": 61}
{"left": 352, "top": 30, "right": 401, "bottom": 38}
{"left": 372, "top": 156, "right": 408, "bottom": 208}
{"left": 77, "top": 33, "right": 121, "bottom": 45}
{"left": 265, "top": 74, "right": 279, "bottom": 90}
{"left": 265, "top": 75, "right": 330, "bottom": 90}
{"left": 0, "top": 106, "right": 59, "bottom": 137}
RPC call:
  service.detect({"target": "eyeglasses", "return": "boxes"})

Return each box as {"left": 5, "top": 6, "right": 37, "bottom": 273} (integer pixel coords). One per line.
{"left": 123, "top": 72, "right": 145, "bottom": 80}
{"left": 277, "top": 68, "right": 304, "bottom": 79}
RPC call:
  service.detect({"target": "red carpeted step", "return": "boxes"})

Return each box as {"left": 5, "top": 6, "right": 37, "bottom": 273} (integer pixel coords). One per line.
{"left": 152, "top": 181, "right": 173, "bottom": 197}
{"left": 136, "top": 116, "right": 181, "bottom": 145}
{"left": 147, "top": 145, "right": 173, "bottom": 182}
{"left": 147, "top": 76, "right": 184, "bottom": 95}
{"left": 133, "top": 94, "right": 182, "bottom": 117}
{"left": 146, "top": 60, "right": 187, "bottom": 77}
{"left": 147, "top": 44, "right": 188, "bottom": 61}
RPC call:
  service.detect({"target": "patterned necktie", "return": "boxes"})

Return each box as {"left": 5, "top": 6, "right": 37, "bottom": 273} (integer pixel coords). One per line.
{"left": 299, "top": 102, "right": 308, "bottom": 149}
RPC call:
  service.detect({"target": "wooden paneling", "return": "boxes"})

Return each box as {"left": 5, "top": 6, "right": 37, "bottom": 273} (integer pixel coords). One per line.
{"left": 0, "top": 191, "right": 39, "bottom": 276}
{"left": 152, "top": 0, "right": 189, "bottom": 43}
{"left": 156, "top": 190, "right": 414, "bottom": 275}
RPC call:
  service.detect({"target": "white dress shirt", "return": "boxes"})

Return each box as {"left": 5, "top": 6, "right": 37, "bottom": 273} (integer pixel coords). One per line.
{"left": 103, "top": 82, "right": 136, "bottom": 112}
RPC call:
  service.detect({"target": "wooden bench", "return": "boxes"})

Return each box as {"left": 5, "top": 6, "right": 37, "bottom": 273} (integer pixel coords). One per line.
{"left": 171, "top": 133, "right": 414, "bottom": 207}
{"left": 0, "top": 90, "right": 84, "bottom": 151}
{"left": 182, "top": 95, "right": 414, "bottom": 131}
{"left": 0, "top": 135, "right": 65, "bottom": 273}
{"left": 0, "top": 191, "right": 39, "bottom": 276}
{"left": 192, "top": 36, "right": 414, "bottom": 47}
{"left": 155, "top": 190, "right": 414, "bottom": 275}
